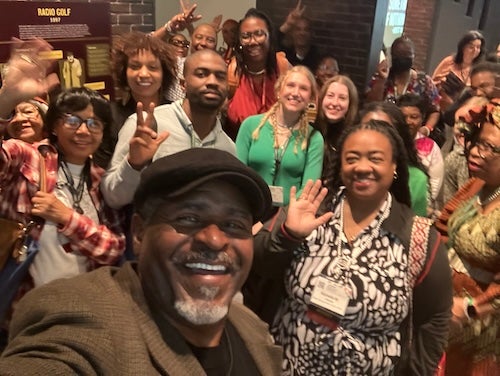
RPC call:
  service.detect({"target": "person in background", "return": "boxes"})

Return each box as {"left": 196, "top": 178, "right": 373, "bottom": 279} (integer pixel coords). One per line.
{"left": 278, "top": 0, "right": 321, "bottom": 73}
{"left": 95, "top": 31, "right": 177, "bottom": 169}
{"left": 435, "top": 100, "right": 500, "bottom": 376}
{"left": 189, "top": 23, "right": 218, "bottom": 53}
{"left": 3, "top": 98, "right": 48, "bottom": 143}
{"left": 432, "top": 30, "right": 485, "bottom": 111}
{"left": 365, "top": 36, "right": 441, "bottom": 135}
{"left": 254, "top": 121, "right": 452, "bottom": 375}
{"left": 0, "top": 148, "right": 282, "bottom": 374}
{"left": 225, "top": 8, "right": 290, "bottom": 140}
{"left": 396, "top": 93, "right": 444, "bottom": 212}
{"left": 219, "top": 18, "right": 239, "bottom": 64}
{"left": 442, "top": 96, "right": 489, "bottom": 207}
{"left": 314, "top": 75, "right": 358, "bottom": 187}
{"left": 361, "top": 102, "right": 430, "bottom": 217}
{"left": 236, "top": 65, "right": 323, "bottom": 207}
{"left": 101, "top": 49, "right": 234, "bottom": 210}
{"left": 314, "top": 55, "right": 340, "bottom": 89}
{"left": 166, "top": 33, "right": 190, "bottom": 103}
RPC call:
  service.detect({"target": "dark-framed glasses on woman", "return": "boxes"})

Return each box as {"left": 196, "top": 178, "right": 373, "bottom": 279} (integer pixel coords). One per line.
{"left": 240, "top": 29, "right": 268, "bottom": 45}
{"left": 62, "top": 114, "right": 104, "bottom": 134}
{"left": 170, "top": 39, "right": 190, "bottom": 48}
{"left": 473, "top": 139, "right": 500, "bottom": 159}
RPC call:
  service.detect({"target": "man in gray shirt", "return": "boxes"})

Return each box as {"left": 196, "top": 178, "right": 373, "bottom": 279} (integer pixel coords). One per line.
{"left": 101, "top": 49, "right": 235, "bottom": 209}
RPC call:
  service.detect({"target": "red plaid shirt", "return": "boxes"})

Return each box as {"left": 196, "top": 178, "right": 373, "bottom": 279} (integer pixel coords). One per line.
{"left": 0, "top": 139, "right": 125, "bottom": 267}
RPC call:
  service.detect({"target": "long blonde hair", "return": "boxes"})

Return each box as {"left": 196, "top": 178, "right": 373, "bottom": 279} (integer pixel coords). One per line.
{"left": 251, "top": 65, "right": 317, "bottom": 153}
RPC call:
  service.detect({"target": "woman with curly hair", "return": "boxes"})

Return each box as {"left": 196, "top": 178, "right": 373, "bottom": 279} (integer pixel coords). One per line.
{"left": 95, "top": 31, "right": 177, "bottom": 168}
{"left": 236, "top": 65, "right": 323, "bottom": 207}
{"left": 225, "top": 8, "right": 290, "bottom": 140}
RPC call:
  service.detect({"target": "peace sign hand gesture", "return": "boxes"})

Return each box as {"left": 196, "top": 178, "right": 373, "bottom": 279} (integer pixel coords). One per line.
{"left": 127, "top": 102, "right": 169, "bottom": 171}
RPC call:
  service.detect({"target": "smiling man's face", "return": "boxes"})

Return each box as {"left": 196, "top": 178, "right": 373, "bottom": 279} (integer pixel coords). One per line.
{"left": 135, "top": 179, "right": 253, "bottom": 326}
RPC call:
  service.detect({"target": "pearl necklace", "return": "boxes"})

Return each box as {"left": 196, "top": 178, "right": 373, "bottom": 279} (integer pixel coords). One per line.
{"left": 477, "top": 186, "right": 500, "bottom": 206}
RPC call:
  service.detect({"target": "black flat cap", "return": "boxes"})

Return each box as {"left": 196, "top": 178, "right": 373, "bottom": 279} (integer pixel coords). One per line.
{"left": 134, "top": 148, "right": 272, "bottom": 222}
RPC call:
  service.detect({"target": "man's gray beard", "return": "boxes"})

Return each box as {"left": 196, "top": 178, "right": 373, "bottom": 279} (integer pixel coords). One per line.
{"left": 174, "top": 286, "right": 229, "bottom": 325}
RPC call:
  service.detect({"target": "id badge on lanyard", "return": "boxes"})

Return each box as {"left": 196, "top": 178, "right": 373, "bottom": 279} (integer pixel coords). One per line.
{"left": 307, "top": 256, "right": 353, "bottom": 330}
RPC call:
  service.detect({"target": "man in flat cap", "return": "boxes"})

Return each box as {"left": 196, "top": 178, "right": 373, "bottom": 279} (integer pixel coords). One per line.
{"left": 0, "top": 148, "right": 282, "bottom": 375}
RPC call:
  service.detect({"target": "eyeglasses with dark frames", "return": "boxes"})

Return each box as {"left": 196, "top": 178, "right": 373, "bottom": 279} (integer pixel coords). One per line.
{"left": 62, "top": 114, "right": 104, "bottom": 134}
{"left": 170, "top": 39, "right": 190, "bottom": 48}
{"left": 472, "top": 139, "right": 500, "bottom": 159}
{"left": 240, "top": 29, "right": 268, "bottom": 44}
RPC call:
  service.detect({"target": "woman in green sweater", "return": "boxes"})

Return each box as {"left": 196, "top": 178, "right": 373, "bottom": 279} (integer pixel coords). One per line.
{"left": 236, "top": 65, "right": 324, "bottom": 207}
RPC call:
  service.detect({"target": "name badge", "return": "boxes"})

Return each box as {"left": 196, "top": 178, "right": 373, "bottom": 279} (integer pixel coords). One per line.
{"left": 310, "top": 275, "right": 349, "bottom": 318}
{"left": 269, "top": 185, "right": 284, "bottom": 206}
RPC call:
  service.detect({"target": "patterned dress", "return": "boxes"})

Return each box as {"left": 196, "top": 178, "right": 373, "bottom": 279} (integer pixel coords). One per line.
{"left": 272, "top": 192, "right": 411, "bottom": 375}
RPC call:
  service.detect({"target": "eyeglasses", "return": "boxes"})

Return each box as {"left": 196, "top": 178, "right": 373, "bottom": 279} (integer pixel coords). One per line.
{"left": 472, "top": 139, "right": 500, "bottom": 159}
{"left": 12, "top": 106, "right": 39, "bottom": 120}
{"left": 170, "top": 39, "right": 190, "bottom": 48}
{"left": 62, "top": 114, "right": 104, "bottom": 134}
{"left": 240, "top": 29, "right": 268, "bottom": 44}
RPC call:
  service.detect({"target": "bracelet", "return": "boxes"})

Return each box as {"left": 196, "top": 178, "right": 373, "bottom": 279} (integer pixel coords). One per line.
{"left": 463, "top": 296, "right": 478, "bottom": 320}
{"left": 164, "top": 21, "right": 173, "bottom": 33}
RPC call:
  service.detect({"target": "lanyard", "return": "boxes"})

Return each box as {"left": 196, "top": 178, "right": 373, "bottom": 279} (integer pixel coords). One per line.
{"left": 272, "top": 137, "right": 290, "bottom": 186}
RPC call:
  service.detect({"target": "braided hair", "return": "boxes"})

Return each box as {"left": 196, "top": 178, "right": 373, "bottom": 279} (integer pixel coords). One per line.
{"left": 251, "top": 65, "right": 317, "bottom": 153}
{"left": 322, "top": 120, "right": 411, "bottom": 211}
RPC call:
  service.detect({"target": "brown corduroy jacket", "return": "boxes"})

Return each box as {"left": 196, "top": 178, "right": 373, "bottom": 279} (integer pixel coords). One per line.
{"left": 0, "top": 263, "right": 282, "bottom": 375}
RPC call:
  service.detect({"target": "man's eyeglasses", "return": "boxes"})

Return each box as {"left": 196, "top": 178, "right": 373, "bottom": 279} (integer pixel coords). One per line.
{"left": 170, "top": 39, "right": 190, "bottom": 48}
{"left": 11, "top": 106, "right": 39, "bottom": 121}
{"left": 240, "top": 29, "right": 268, "bottom": 44}
{"left": 62, "top": 114, "right": 104, "bottom": 134}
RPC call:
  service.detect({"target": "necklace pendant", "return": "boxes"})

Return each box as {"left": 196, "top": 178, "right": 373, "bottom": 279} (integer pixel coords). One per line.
{"left": 73, "top": 204, "right": 84, "bottom": 214}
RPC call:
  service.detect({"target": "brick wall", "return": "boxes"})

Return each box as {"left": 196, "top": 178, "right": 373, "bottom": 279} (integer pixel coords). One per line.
{"left": 110, "top": 0, "right": 155, "bottom": 35}
{"left": 403, "top": 0, "right": 436, "bottom": 72}
{"left": 256, "top": 0, "right": 378, "bottom": 93}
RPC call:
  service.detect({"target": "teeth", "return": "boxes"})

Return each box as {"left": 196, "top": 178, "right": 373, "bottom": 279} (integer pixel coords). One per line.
{"left": 138, "top": 82, "right": 151, "bottom": 86}
{"left": 185, "top": 263, "right": 227, "bottom": 272}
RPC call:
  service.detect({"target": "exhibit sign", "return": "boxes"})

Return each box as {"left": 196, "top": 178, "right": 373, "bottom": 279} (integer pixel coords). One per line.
{"left": 0, "top": 1, "right": 113, "bottom": 99}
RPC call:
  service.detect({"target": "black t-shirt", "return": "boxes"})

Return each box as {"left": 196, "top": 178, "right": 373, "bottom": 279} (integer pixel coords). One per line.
{"left": 187, "top": 322, "right": 261, "bottom": 376}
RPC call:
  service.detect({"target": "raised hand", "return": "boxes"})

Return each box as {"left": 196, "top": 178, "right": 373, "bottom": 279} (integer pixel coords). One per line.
{"left": 0, "top": 38, "right": 59, "bottom": 116}
{"left": 284, "top": 179, "right": 333, "bottom": 239}
{"left": 287, "top": 0, "right": 306, "bottom": 25}
{"left": 211, "top": 14, "right": 223, "bottom": 33}
{"left": 169, "top": 0, "right": 202, "bottom": 32}
{"left": 127, "top": 102, "right": 169, "bottom": 171}
{"left": 376, "top": 59, "right": 389, "bottom": 79}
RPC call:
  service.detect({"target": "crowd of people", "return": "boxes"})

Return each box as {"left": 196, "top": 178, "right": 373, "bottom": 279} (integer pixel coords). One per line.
{"left": 0, "top": 1, "right": 498, "bottom": 375}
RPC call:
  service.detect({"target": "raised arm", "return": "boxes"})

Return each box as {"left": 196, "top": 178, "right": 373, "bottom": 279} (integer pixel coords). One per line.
{"left": 0, "top": 38, "right": 58, "bottom": 121}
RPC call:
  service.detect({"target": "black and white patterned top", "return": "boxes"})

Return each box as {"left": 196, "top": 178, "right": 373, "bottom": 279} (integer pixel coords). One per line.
{"left": 272, "top": 191, "right": 411, "bottom": 375}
